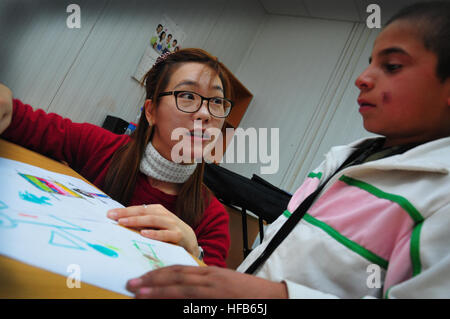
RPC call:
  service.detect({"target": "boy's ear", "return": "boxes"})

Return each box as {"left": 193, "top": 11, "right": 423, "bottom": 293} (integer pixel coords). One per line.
{"left": 144, "top": 99, "right": 155, "bottom": 126}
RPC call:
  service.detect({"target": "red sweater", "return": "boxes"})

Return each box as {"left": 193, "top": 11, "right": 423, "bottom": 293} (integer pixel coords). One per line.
{"left": 2, "top": 99, "right": 230, "bottom": 267}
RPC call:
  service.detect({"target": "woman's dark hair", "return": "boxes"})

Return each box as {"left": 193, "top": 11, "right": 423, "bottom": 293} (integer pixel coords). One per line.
{"left": 103, "top": 48, "right": 233, "bottom": 228}
{"left": 385, "top": 1, "right": 450, "bottom": 81}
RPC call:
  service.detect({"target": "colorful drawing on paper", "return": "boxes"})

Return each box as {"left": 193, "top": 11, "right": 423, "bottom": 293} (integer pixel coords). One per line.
{"left": 0, "top": 202, "right": 118, "bottom": 258}
{"left": 18, "top": 172, "right": 110, "bottom": 204}
{"left": 19, "top": 173, "right": 82, "bottom": 198}
{"left": 73, "top": 188, "right": 109, "bottom": 199}
{"left": 133, "top": 240, "right": 165, "bottom": 269}
{"left": 72, "top": 188, "right": 109, "bottom": 204}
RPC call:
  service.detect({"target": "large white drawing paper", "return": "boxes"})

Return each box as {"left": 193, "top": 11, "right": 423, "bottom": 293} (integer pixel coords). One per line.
{"left": 0, "top": 157, "right": 198, "bottom": 296}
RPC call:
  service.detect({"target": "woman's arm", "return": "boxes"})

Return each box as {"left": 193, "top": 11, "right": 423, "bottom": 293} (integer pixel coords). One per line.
{"left": 1, "top": 96, "right": 120, "bottom": 175}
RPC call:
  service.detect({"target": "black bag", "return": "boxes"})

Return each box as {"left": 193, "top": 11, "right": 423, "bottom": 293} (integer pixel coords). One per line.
{"left": 203, "top": 163, "right": 291, "bottom": 224}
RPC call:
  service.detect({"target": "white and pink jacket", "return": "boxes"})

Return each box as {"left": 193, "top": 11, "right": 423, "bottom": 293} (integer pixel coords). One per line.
{"left": 237, "top": 136, "right": 450, "bottom": 298}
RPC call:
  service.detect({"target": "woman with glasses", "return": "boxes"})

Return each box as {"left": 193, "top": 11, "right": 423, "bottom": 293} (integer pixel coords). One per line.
{"left": 0, "top": 48, "right": 233, "bottom": 267}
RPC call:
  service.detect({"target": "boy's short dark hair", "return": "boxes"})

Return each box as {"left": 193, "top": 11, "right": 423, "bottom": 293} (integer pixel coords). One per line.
{"left": 385, "top": 1, "right": 450, "bottom": 81}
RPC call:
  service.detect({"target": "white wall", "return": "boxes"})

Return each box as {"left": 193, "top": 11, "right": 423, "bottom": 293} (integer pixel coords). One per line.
{"left": 0, "top": 0, "right": 266, "bottom": 126}
{"left": 222, "top": 14, "right": 381, "bottom": 193}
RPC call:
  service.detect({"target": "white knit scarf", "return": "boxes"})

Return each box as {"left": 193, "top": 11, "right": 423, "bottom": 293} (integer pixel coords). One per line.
{"left": 139, "top": 142, "right": 197, "bottom": 183}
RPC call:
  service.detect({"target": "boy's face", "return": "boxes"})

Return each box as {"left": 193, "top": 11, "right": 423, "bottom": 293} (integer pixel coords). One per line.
{"left": 355, "top": 21, "right": 450, "bottom": 147}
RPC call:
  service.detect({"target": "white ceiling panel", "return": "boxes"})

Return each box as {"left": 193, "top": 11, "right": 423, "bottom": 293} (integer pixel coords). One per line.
{"left": 303, "top": 0, "right": 361, "bottom": 22}
{"left": 259, "top": 0, "right": 450, "bottom": 23}
{"left": 259, "top": 0, "right": 310, "bottom": 17}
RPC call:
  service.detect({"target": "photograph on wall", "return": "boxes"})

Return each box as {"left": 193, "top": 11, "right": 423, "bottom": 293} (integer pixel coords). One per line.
{"left": 133, "top": 15, "right": 186, "bottom": 83}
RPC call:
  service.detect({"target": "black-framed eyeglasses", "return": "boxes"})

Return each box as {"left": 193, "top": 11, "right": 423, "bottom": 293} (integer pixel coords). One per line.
{"left": 158, "top": 91, "right": 233, "bottom": 118}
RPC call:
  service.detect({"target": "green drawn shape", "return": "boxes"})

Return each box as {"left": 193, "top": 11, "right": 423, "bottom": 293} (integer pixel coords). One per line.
{"left": 19, "top": 174, "right": 54, "bottom": 193}
{"left": 88, "top": 243, "right": 119, "bottom": 258}
{"left": 132, "top": 240, "right": 164, "bottom": 268}
{"left": 102, "top": 243, "right": 121, "bottom": 252}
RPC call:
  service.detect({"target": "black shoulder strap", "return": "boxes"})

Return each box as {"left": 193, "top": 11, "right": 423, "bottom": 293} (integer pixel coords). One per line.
{"left": 243, "top": 182, "right": 323, "bottom": 274}
{"left": 243, "top": 138, "right": 383, "bottom": 274}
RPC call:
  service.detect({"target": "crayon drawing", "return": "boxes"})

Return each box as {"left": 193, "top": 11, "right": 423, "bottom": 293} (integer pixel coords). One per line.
{"left": 133, "top": 240, "right": 165, "bottom": 269}
{"left": 0, "top": 157, "right": 198, "bottom": 296}
{"left": 0, "top": 206, "right": 118, "bottom": 258}
{"left": 19, "top": 191, "right": 52, "bottom": 205}
{"left": 18, "top": 172, "right": 111, "bottom": 205}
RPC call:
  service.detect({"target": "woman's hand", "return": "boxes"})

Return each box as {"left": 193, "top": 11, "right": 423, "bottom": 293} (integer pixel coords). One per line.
{"left": 0, "top": 83, "right": 13, "bottom": 134}
{"left": 126, "top": 265, "right": 289, "bottom": 299}
{"left": 107, "top": 204, "right": 200, "bottom": 257}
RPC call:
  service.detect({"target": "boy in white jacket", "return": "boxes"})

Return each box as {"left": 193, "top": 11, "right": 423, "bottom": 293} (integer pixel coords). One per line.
{"left": 125, "top": 1, "right": 450, "bottom": 299}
